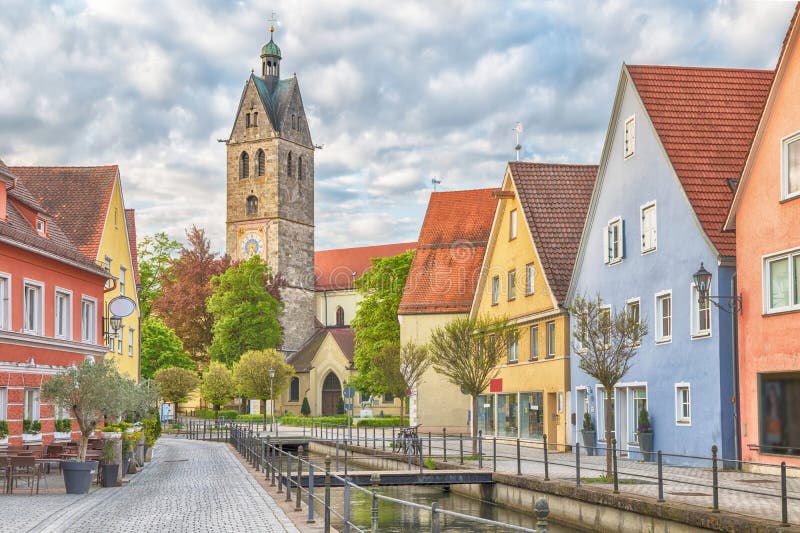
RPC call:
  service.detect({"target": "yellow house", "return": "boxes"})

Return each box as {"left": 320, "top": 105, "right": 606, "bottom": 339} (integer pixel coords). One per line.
{"left": 12, "top": 166, "right": 142, "bottom": 381}
{"left": 471, "top": 162, "right": 596, "bottom": 446}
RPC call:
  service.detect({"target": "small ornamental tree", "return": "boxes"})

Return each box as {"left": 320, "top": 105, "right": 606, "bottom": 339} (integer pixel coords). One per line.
{"left": 300, "top": 397, "right": 311, "bottom": 417}
{"left": 154, "top": 367, "right": 199, "bottom": 421}
{"left": 371, "top": 342, "right": 431, "bottom": 426}
{"left": 42, "top": 358, "right": 128, "bottom": 462}
{"left": 569, "top": 293, "right": 648, "bottom": 478}
{"left": 233, "top": 349, "right": 294, "bottom": 427}
{"left": 201, "top": 362, "right": 237, "bottom": 415}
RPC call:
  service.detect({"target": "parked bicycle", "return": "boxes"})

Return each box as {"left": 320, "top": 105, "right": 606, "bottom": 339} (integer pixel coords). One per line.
{"left": 395, "top": 426, "right": 422, "bottom": 456}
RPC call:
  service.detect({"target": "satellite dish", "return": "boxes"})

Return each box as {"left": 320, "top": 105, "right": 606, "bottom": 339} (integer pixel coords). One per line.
{"left": 109, "top": 296, "right": 136, "bottom": 318}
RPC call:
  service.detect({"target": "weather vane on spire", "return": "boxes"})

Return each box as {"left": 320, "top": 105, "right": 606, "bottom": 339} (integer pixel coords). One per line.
{"left": 268, "top": 11, "right": 279, "bottom": 35}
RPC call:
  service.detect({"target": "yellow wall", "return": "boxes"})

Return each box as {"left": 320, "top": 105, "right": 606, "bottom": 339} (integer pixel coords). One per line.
{"left": 400, "top": 312, "right": 471, "bottom": 434}
{"left": 472, "top": 169, "right": 572, "bottom": 445}
{"left": 315, "top": 289, "right": 361, "bottom": 327}
{"left": 97, "top": 177, "right": 141, "bottom": 382}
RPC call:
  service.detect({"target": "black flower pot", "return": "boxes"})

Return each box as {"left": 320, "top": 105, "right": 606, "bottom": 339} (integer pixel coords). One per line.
{"left": 121, "top": 456, "right": 129, "bottom": 478}
{"left": 101, "top": 464, "right": 120, "bottom": 487}
{"left": 62, "top": 460, "right": 98, "bottom": 494}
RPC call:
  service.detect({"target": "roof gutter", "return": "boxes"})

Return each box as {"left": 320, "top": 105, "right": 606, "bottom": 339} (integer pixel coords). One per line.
{"left": 0, "top": 234, "right": 113, "bottom": 279}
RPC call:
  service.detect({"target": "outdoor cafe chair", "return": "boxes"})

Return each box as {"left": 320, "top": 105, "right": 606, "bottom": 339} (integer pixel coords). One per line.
{"left": 7, "top": 456, "right": 40, "bottom": 495}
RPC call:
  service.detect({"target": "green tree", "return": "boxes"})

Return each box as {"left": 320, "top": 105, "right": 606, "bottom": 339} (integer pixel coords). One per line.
{"left": 138, "top": 232, "right": 181, "bottom": 319}
{"left": 300, "top": 397, "right": 311, "bottom": 417}
{"left": 233, "top": 349, "right": 294, "bottom": 427}
{"left": 371, "top": 342, "right": 431, "bottom": 426}
{"left": 350, "top": 250, "right": 414, "bottom": 396}
{"left": 201, "top": 362, "right": 237, "bottom": 415}
{"left": 140, "top": 317, "right": 194, "bottom": 379}
{"left": 154, "top": 367, "right": 199, "bottom": 421}
{"left": 208, "top": 256, "right": 283, "bottom": 365}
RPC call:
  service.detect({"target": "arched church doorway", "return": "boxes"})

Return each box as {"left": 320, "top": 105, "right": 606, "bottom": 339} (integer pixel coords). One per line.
{"left": 321, "top": 372, "right": 342, "bottom": 416}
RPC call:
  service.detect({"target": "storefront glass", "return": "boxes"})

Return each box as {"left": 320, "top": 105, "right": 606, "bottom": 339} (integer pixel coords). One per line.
{"left": 497, "top": 393, "right": 518, "bottom": 438}
{"left": 520, "top": 392, "right": 544, "bottom": 439}
{"left": 478, "top": 394, "right": 495, "bottom": 435}
{"left": 759, "top": 373, "right": 800, "bottom": 455}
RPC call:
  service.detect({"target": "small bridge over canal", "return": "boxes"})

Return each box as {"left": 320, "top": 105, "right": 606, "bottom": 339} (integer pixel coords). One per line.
{"left": 295, "top": 469, "right": 493, "bottom": 488}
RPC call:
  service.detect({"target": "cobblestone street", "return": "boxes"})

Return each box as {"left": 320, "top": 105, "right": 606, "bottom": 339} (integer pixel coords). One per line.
{"left": 1, "top": 437, "right": 299, "bottom": 533}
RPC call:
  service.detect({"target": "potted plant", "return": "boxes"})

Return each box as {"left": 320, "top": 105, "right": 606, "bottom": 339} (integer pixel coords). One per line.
{"left": 100, "top": 440, "right": 120, "bottom": 487}
{"left": 142, "top": 415, "right": 161, "bottom": 462}
{"left": 54, "top": 418, "right": 73, "bottom": 440}
{"left": 42, "top": 358, "right": 128, "bottom": 494}
{"left": 0, "top": 420, "right": 8, "bottom": 445}
{"left": 637, "top": 407, "right": 654, "bottom": 462}
{"left": 22, "top": 419, "right": 42, "bottom": 442}
{"left": 581, "top": 412, "right": 596, "bottom": 456}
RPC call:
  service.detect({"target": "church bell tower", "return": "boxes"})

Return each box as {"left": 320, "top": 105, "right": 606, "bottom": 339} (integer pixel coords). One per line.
{"left": 225, "top": 24, "right": 315, "bottom": 353}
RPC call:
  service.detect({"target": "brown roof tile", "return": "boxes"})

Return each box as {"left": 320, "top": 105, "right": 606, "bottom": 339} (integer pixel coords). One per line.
{"left": 286, "top": 326, "right": 355, "bottom": 372}
{"left": 315, "top": 242, "right": 416, "bottom": 291}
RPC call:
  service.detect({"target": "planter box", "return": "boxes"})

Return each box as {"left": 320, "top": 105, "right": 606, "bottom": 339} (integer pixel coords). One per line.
{"left": 22, "top": 433, "right": 41, "bottom": 443}
{"left": 0, "top": 437, "right": 8, "bottom": 446}
{"left": 101, "top": 432, "right": 122, "bottom": 440}
{"left": 54, "top": 432, "right": 72, "bottom": 441}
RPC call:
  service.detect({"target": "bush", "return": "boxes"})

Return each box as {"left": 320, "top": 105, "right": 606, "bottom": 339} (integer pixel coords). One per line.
{"left": 55, "top": 418, "right": 73, "bottom": 432}
{"left": 336, "top": 397, "right": 345, "bottom": 415}
{"left": 0, "top": 420, "right": 8, "bottom": 438}
{"left": 300, "top": 397, "right": 311, "bottom": 416}
{"left": 142, "top": 415, "right": 162, "bottom": 446}
{"left": 355, "top": 417, "right": 402, "bottom": 428}
{"left": 236, "top": 414, "right": 274, "bottom": 422}
{"left": 195, "top": 409, "right": 239, "bottom": 420}
{"left": 23, "top": 419, "right": 41, "bottom": 434}
{"left": 280, "top": 415, "right": 348, "bottom": 427}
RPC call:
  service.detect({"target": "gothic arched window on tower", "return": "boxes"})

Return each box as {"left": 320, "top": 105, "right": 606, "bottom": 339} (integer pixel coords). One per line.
{"left": 256, "top": 149, "right": 265, "bottom": 176}
{"left": 335, "top": 306, "right": 345, "bottom": 326}
{"left": 253, "top": 112, "right": 258, "bottom": 127}
{"left": 298, "top": 156, "right": 303, "bottom": 180}
{"left": 292, "top": 114, "right": 296, "bottom": 130}
{"left": 246, "top": 195, "right": 258, "bottom": 216}
{"left": 240, "top": 152, "right": 249, "bottom": 179}
{"left": 287, "top": 152, "right": 293, "bottom": 177}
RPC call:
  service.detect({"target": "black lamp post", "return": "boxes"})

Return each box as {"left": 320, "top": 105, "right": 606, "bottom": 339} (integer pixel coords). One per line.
{"left": 268, "top": 367, "right": 275, "bottom": 434}
{"left": 692, "top": 262, "right": 742, "bottom": 313}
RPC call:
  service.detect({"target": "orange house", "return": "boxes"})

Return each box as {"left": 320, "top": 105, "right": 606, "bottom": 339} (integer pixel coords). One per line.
{"left": 725, "top": 4, "right": 800, "bottom": 470}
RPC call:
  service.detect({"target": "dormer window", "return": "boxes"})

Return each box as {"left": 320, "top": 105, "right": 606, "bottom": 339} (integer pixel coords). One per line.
{"left": 36, "top": 219, "right": 46, "bottom": 235}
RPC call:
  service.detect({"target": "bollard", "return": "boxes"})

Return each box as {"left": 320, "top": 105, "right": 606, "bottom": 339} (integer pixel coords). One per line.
{"left": 307, "top": 463, "right": 316, "bottom": 523}
{"left": 493, "top": 437, "right": 497, "bottom": 472}
{"left": 657, "top": 450, "right": 664, "bottom": 502}
{"left": 277, "top": 446, "right": 284, "bottom": 493}
{"left": 343, "top": 481, "right": 351, "bottom": 533}
{"left": 576, "top": 443, "right": 581, "bottom": 486}
{"left": 324, "top": 456, "right": 331, "bottom": 533}
{"left": 443, "top": 428, "right": 448, "bottom": 462}
{"left": 371, "top": 473, "right": 380, "bottom": 533}
{"left": 516, "top": 438, "right": 521, "bottom": 475}
{"left": 460, "top": 434, "right": 464, "bottom": 465}
{"left": 711, "top": 445, "right": 719, "bottom": 513}
{"left": 431, "top": 502, "right": 440, "bottom": 533}
{"left": 478, "top": 430, "right": 483, "bottom": 469}
{"left": 295, "top": 446, "right": 303, "bottom": 511}
{"left": 543, "top": 434, "right": 549, "bottom": 481}
{"left": 535, "top": 497, "right": 549, "bottom": 533}
{"left": 781, "top": 462, "right": 788, "bottom": 526}
{"left": 286, "top": 450, "right": 293, "bottom": 502}
{"left": 612, "top": 438, "right": 619, "bottom": 494}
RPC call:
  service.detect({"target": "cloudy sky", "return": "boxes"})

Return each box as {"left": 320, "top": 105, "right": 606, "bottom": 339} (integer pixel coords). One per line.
{"left": 0, "top": 0, "right": 795, "bottom": 252}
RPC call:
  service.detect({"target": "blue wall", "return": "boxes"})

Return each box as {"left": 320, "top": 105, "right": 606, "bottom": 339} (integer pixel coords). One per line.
{"left": 570, "top": 73, "right": 737, "bottom": 464}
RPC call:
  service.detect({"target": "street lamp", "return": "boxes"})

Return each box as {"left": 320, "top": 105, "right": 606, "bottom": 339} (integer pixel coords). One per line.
{"left": 692, "top": 262, "right": 742, "bottom": 314}
{"left": 269, "top": 368, "right": 276, "bottom": 434}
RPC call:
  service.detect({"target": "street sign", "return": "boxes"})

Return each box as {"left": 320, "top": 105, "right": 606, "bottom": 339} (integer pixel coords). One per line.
{"left": 344, "top": 386, "right": 355, "bottom": 399}
{"left": 344, "top": 403, "right": 353, "bottom": 411}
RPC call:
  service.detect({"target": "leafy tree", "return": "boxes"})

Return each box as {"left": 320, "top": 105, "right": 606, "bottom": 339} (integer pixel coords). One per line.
{"left": 350, "top": 250, "right": 414, "bottom": 396}
{"left": 569, "top": 293, "right": 648, "bottom": 478}
{"left": 140, "top": 317, "right": 194, "bottom": 379}
{"left": 371, "top": 342, "right": 431, "bottom": 426}
{"left": 201, "top": 362, "right": 237, "bottom": 415}
{"left": 207, "top": 256, "right": 283, "bottom": 365}
{"left": 233, "top": 349, "right": 294, "bottom": 427}
{"left": 42, "top": 359, "right": 129, "bottom": 461}
{"left": 154, "top": 367, "right": 199, "bottom": 421}
{"left": 137, "top": 232, "right": 181, "bottom": 319}
{"left": 428, "top": 316, "right": 518, "bottom": 453}
{"left": 153, "top": 226, "right": 231, "bottom": 364}
{"left": 300, "top": 397, "right": 311, "bottom": 417}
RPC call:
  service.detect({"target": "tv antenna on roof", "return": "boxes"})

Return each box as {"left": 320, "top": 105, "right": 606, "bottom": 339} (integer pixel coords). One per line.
{"left": 431, "top": 176, "right": 441, "bottom": 191}
{"left": 514, "top": 122, "right": 523, "bottom": 161}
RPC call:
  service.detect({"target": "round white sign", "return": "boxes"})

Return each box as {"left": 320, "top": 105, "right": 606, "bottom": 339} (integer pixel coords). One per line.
{"left": 109, "top": 296, "right": 136, "bottom": 318}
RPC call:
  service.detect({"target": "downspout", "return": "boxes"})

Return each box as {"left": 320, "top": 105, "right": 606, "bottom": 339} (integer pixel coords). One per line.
{"left": 731, "top": 272, "right": 741, "bottom": 466}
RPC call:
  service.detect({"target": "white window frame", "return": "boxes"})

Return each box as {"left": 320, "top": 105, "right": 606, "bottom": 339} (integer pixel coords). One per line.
{"left": 109, "top": 328, "right": 115, "bottom": 351}
{"left": 640, "top": 201, "right": 657, "bottom": 254}
{"left": 599, "top": 305, "right": 612, "bottom": 347}
{"left": 117, "top": 328, "right": 123, "bottom": 354}
{"left": 0, "top": 387, "right": 7, "bottom": 420}
{"left": 690, "top": 283, "right": 711, "bottom": 338}
{"left": 54, "top": 288, "right": 72, "bottom": 340}
{"left": 654, "top": 290, "right": 672, "bottom": 344}
{"left": 525, "top": 263, "right": 535, "bottom": 295}
{"left": 507, "top": 335, "right": 518, "bottom": 363}
{"left": 529, "top": 324, "right": 539, "bottom": 361}
{"left": 763, "top": 246, "right": 800, "bottom": 314}
{"left": 624, "top": 115, "right": 635, "bottom": 159}
{"left": 507, "top": 270, "right": 516, "bottom": 301}
{"left": 509, "top": 209, "right": 518, "bottom": 240}
{"left": 603, "top": 217, "right": 624, "bottom": 264}
{"left": 129, "top": 327, "right": 135, "bottom": 356}
{"left": 81, "top": 296, "right": 98, "bottom": 344}
{"left": 491, "top": 276, "right": 500, "bottom": 306}
{"left": 36, "top": 218, "right": 46, "bottom": 235}
{"left": 24, "top": 388, "right": 41, "bottom": 421}
{"left": 557, "top": 391, "right": 564, "bottom": 414}
{"left": 629, "top": 386, "right": 648, "bottom": 444}
{"left": 546, "top": 320, "right": 556, "bottom": 358}
{"left": 23, "top": 279, "right": 44, "bottom": 335}
{"left": 0, "top": 272, "right": 10, "bottom": 331}
{"left": 625, "top": 297, "right": 641, "bottom": 346}
{"left": 119, "top": 265, "right": 127, "bottom": 296}
{"left": 595, "top": 385, "right": 616, "bottom": 442}
{"left": 781, "top": 130, "right": 800, "bottom": 201}
{"left": 675, "top": 383, "right": 691, "bottom": 425}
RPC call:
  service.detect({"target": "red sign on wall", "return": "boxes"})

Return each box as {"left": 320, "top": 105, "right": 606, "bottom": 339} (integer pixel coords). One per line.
{"left": 489, "top": 378, "right": 503, "bottom": 392}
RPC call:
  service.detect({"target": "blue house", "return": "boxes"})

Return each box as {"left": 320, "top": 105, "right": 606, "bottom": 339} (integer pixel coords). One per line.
{"left": 567, "top": 64, "right": 772, "bottom": 463}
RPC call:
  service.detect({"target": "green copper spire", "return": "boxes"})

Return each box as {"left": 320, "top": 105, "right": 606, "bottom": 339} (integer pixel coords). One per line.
{"left": 261, "top": 24, "right": 281, "bottom": 58}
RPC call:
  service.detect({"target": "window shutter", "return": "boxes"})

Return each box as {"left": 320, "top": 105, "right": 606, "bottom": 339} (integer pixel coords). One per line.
{"left": 621, "top": 219, "right": 626, "bottom": 258}
{"left": 603, "top": 225, "right": 610, "bottom": 264}
{"left": 651, "top": 208, "right": 657, "bottom": 249}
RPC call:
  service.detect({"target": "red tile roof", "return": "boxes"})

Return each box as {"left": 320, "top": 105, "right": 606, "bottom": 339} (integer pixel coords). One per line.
{"left": 10, "top": 166, "right": 119, "bottom": 259}
{"left": 510, "top": 163, "right": 598, "bottom": 304}
{"left": 399, "top": 188, "right": 498, "bottom": 314}
{"left": 315, "top": 242, "right": 417, "bottom": 291}
{"left": 626, "top": 65, "right": 773, "bottom": 256}
{"left": 125, "top": 209, "right": 140, "bottom": 286}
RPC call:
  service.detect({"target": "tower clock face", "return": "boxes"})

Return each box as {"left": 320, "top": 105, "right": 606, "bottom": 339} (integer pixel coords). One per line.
{"left": 240, "top": 231, "right": 265, "bottom": 260}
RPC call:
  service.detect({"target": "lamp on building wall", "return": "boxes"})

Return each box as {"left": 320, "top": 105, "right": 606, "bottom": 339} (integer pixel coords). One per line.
{"left": 692, "top": 262, "right": 742, "bottom": 314}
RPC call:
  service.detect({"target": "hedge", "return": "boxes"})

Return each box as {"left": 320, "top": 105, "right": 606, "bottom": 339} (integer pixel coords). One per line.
{"left": 355, "top": 417, "right": 402, "bottom": 427}
{"left": 194, "top": 409, "right": 239, "bottom": 420}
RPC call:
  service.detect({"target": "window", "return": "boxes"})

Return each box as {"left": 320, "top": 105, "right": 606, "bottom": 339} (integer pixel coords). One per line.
{"left": 782, "top": 131, "right": 800, "bottom": 200}
{"left": 109, "top": 329, "right": 115, "bottom": 351}
{"left": 0, "top": 387, "right": 6, "bottom": 420}
{"left": 23, "top": 281, "right": 43, "bottom": 334}
{"left": 507, "top": 335, "right": 518, "bottom": 363}
{"left": 128, "top": 328, "right": 134, "bottom": 356}
{"left": 491, "top": 276, "right": 499, "bottom": 305}
{"left": 36, "top": 219, "right": 46, "bottom": 235}
{"left": 246, "top": 113, "right": 251, "bottom": 127}
{"left": 335, "top": 306, "right": 344, "bottom": 326}
{"left": 603, "top": 218, "right": 625, "bottom": 264}
{"left": 287, "top": 152, "right": 293, "bottom": 177}
{"left": 253, "top": 112, "right": 258, "bottom": 127}
{"left": 509, "top": 209, "right": 518, "bottom": 240}
{"left": 246, "top": 195, "right": 258, "bottom": 216}
{"left": 289, "top": 377, "right": 300, "bottom": 402}
{"left": 626, "top": 298, "right": 640, "bottom": 346}
{"left": 631, "top": 388, "right": 647, "bottom": 444}
{"left": 24, "top": 389, "right": 40, "bottom": 421}
{"left": 640, "top": 202, "right": 657, "bottom": 253}
{"left": 239, "top": 152, "right": 249, "bottom": 179}
{"left": 675, "top": 384, "right": 691, "bottom": 424}
{"left": 0, "top": 274, "right": 9, "bottom": 331}
{"left": 546, "top": 320, "right": 556, "bottom": 358}
{"left": 597, "top": 387, "right": 615, "bottom": 441}
{"left": 759, "top": 372, "right": 800, "bottom": 455}
{"left": 529, "top": 324, "right": 539, "bottom": 361}
{"left": 507, "top": 270, "right": 516, "bottom": 301}
{"left": 117, "top": 328, "right": 123, "bottom": 354}
{"left": 599, "top": 306, "right": 611, "bottom": 347}
{"left": 691, "top": 284, "right": 710, "bottom": 337}
{"left": 525, "top": 263, "right": 535, "bottom": 295}
{"left": 624, "top": 115, "right": 635, "bottom": 158}
{"left": 383, "top": 394, "right": 394, "bottom": 404}
{"left": 119, "top": 266, "right": 126, "bottom": 296}
{"left": 655, "top": 291, "right": 672, "bottom": 343}
{"left": 256, "top": 149, "right": 265, "bottom": 176}
{"left": 81, "top": 298, "right": 96, "bottom": 343}
{"left": 292, "top": 114, "right": 296, "bottom": 130}
{"left": 298, "top": 156, "right": 303, "bottom": 179}
{"left": 55, "top": 290, "right": 71, "bottom": 339}
{"left": 764, "top": 249, "right": 800, "bottom": 313}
